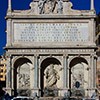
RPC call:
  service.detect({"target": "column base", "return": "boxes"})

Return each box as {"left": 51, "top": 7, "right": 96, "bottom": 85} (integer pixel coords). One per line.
{"left": 31, "top": 88, "right": 40, "bottom": 97}
{"left": 85, "top": 88, "right": 96, "bottom": 98}
{"left": 88, "top": 88, "right": 96, "bottom": 97}
{"left": 59, "top": 88, "right": 68, "bottom": 96}
{"left": 4, "top": 88, "right": 12, "bottom": 96}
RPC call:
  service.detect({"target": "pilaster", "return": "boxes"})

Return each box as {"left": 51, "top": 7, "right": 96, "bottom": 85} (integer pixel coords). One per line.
{"left": 6, "top": 19, "right": 12, "bottom": 46}
{"left": 11, "top": 56, "right": 14, "bottom": 92}
{"left": 34, "top": 54, "right": 39, "bottom": 89}
{"left": 90, "top": 54, "right": 94, "bottom": 89}
{"left": 63, "top": 54, "right": 68, "bottom": 88}
{"left": 93, "top": 55, "right": 97, "bottom": 88}
{"left": 88, "top": 53, "right": 96, "bottom": 96}
{"left": 6, "top": 55, "right": 12, "bottom": 95}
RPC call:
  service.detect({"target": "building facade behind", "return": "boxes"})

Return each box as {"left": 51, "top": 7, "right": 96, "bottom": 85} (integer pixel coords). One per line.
{"left": 0, "top": 56, "right": 6, "bottom": 87}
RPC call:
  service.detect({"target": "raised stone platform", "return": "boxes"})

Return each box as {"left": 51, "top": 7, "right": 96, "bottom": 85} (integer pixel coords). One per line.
{"left": 39, "top": 96, "right": 63, "bottom": 100}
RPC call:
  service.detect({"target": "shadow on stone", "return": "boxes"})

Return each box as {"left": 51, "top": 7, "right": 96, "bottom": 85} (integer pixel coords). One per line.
{"left": 17, "top": 89, "right": 31, "bottom": 96}
{"left": 44, "top": 87, "right": 58, "bottom": 97}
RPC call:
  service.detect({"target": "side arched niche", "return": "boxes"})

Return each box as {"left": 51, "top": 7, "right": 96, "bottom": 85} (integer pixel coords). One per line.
{"left": 13, "top": 57, "right": 33, "bottom": 96}
{"left": 69, "top": 57, "right": 89, "bottom": 96}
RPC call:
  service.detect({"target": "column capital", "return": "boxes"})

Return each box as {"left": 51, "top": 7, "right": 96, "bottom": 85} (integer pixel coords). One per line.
{"left": 90, "top": 53, "right": 94, "bottom": 58}
{"left": 6, "top": 54, "right": 11, "bottom": 58}
{"left": 7, "top": 19, "right": 12, "bottom": 21}
{"left": 63, "top": 54, "right": 68, "bottom": 58}
{"left": 34, "top": 54, "right": 39, "bottom": 58}
{"left": 94, "top": 55, "right": 97, "bottom": 59}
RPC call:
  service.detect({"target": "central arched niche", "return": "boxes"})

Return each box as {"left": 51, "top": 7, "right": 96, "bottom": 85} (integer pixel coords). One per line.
{"left": 14, "top": 57, "right": 33, "bottom": 96}
{"left": 69, "top": 57, "right": 88, "bottom": 97}
{"left": 40, "top": 57, "right": 62, "bottom": 96}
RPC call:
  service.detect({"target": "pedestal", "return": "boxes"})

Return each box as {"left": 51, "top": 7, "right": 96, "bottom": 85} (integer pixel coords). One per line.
{"left": 5, "top": 88, "right": 12, "bottom": 96}
{"left": 31, "top": 88, "right": 40, "bottom": 97}
{"left": 59, "top": 88, "right": 68, "bottom": 96}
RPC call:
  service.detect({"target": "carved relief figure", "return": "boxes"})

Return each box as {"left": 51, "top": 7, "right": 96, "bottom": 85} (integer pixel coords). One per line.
{"left": 57, "top": 0, "right": 63, "bottom": 14}
{"left": 45, "top": 64, "right": 60, "bottom": 87}
{"left": 38, "top": 0, "right": 46, "bottom": 14}
{"left": 17, "top": 63, "right": 31, "bottom": 89}
{"left": 72, "top": 72, "right": 83, "bottom": 87}
{"left": 19, "top": 74, "right": 30, "bottom": 88}
{"left": 45, "top": 0, "right": 56, "bottom": 14}
{"left": 71, "top": 63, "right": 85, "bottom": 88}
{"left": 38, "top": 0, "right": 63, "bottom": 14}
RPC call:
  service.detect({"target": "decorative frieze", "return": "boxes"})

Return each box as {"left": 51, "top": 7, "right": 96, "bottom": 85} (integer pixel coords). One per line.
{"left": 7, "top": 49, "right": 94, "bottom": 55}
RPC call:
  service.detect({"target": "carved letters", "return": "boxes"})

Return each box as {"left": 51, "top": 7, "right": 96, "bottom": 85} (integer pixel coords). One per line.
{"left": 14, "top": 23, "right": 89, "bottom": 43}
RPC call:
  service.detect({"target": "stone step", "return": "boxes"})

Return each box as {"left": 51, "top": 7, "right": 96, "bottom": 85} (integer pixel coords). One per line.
{"left": 39, "top": 96, "right": 64, "bottom": 100}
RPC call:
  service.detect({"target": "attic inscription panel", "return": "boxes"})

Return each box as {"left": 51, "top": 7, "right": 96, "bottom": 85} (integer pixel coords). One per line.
{"left": 14, "top": 22, "right": 89, "bottom": 43}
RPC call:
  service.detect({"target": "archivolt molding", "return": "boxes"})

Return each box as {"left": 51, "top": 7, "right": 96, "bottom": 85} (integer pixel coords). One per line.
{"left": 12, "top": 56, "right": 33, "bottom": 66}
{"left": 69, "top": 56, "right": 89, "bottom": 66}
{"left": 39, "top": 55, "right": 62, "bottom": 66}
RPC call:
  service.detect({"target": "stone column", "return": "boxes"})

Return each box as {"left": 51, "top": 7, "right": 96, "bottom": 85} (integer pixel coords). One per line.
{"left": 6, "top": 56, "right": 10, "bottom": 88}
{"left": 63, "top": 54, "right": 68, "bottom": 88}
{"left": 61, "top": 54, "right": 69, "bottom": 96}
{"left": 6, "top": 19, "right": 12, "bottom": 46}
{"left": 89, "top": 54, "right": 95, "bottom": 96}
{"left": 6, "top": 55, "right": 12, "bottom": 95}
{"left": 93, "top": 55, "right": 97, "bottom": 88}
{"left": 90, "top": 54, "right": 94, "bottom": 89}
{"left": 33, "top": 54, "right": 39, "bottom": 95}
{"left": 11, "top": 56, "right": 14, "bottom": 95}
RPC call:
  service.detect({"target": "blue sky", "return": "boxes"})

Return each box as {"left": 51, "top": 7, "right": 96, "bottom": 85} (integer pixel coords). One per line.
{"left": 0, "top": 0, "right": 100, "bottom": 55}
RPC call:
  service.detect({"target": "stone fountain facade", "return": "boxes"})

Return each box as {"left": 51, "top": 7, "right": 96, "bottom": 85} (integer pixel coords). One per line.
{"left": 5, "top": 0, "right": 97, "bottom": 98}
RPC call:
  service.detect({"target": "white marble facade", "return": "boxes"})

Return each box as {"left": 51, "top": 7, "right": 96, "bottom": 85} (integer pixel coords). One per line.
{"left": 6, "top": 0, "right": 97, "bottom": 97}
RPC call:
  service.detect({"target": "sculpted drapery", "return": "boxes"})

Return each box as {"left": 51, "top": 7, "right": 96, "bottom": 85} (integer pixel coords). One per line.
{"left": 45, "top": 64, "right": 60, "bottom": 87}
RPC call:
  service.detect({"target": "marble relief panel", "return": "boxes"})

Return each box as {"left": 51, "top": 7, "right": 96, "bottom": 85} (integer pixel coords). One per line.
{"left": 17, "top": 62, "right": 32, "bottom": 89}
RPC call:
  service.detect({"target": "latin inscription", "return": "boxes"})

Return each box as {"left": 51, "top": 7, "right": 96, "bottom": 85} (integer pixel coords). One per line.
{"left": 14, "top": 23, "right": 89, "bottom": 42}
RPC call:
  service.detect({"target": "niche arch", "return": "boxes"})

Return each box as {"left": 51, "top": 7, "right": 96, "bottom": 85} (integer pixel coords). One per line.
{"left": 69, "top": 57, "right": 89, "bottom": 96}
{"left": 13, "top": 57, "right": 33, "bottom": 96}
{"left": 40, "top": 57, "right": 62, "bottom": 96}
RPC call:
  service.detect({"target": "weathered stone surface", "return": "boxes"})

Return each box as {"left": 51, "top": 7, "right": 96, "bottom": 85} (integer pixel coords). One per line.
{"left": 6, "top": 0, "right": 97, "bottom": 98}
